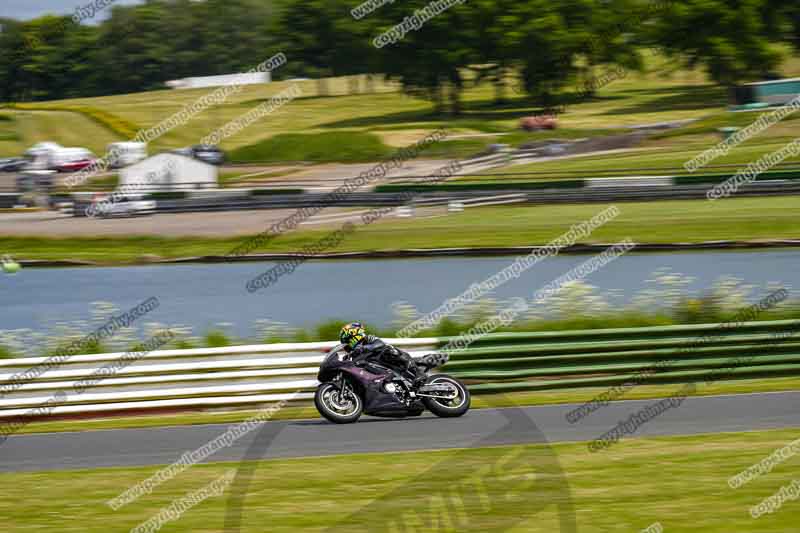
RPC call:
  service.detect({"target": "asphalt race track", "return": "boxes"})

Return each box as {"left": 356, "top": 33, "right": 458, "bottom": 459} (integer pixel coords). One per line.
{"left": 1, "top": 391, "right": 798, "bottom": 473}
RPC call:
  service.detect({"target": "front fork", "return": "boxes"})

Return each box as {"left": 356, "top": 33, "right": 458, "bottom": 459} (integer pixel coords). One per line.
{"left": 333, "top": 373, "right": 353, "bottom": 402}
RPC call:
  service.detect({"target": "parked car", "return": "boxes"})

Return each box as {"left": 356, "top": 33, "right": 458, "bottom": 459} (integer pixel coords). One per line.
{"left": 171, "top": 145, "right": 226, "bottom": 166}
{"left": 191, "top": 144, "right": 225, "bottom": 165}
{"left": 24, "top": 142, "right": 63, "bottom": 170}
{"left": 170, "top": 147, "right": 194, "bottom": 158}
{"left": 107, "top": 142, "right": 147, "bottom": 168}
{"left": 90, "top": 194, "right": 156, "bottom": 218}
{"left": 0, "top": 158, "right": 27, "bottom": 172}
{"left": 520, "top": 115, "right": 558, "bottom": 131}
{"left": 52, "top": 148, "right": 95, "bottom": 172}
{"left": 57, "top": 158, "right": 96, "bottom": 173}
{"left": 23, "top": 144, "right": 97, "bottom": 171}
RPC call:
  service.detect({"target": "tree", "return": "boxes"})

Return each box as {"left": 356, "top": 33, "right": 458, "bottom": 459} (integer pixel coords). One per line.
{"left": 468, "top": 0, "right": 520, "bottom": 103}
{"left": 470, "top": 0, "right": 623, "bottom": 106}
{"left": 514, "top": 1, "right": 589, "bottom": 105}
{"left": 0, "top": 19, "right": 31, "bottom": 101}
{"left": 279, "top": 0, "right": 342, "bottom": 96}
{"left": 370, "top": 0, "right": 474, "bottom": 114}
{"left": 651, "top": 0, "right": 782, "bottom": 87}
{"left": 762, "top": 0, "right": 800, "bottom": 52}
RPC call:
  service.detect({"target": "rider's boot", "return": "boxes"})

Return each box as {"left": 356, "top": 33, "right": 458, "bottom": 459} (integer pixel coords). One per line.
{"left": 406, "top": 362, "right": 427, "bottom": 388}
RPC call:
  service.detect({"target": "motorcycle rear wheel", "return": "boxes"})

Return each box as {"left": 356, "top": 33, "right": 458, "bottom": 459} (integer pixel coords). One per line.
{"left": 422, "top": 374, "right": 470, "bottom": 418}
{"left": 315, "top": 382, "right": 363, "bottom": 424}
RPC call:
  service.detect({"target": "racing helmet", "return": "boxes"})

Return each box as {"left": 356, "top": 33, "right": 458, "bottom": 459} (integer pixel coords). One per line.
{"left": 339, "top": 322, "right": 366, "bottom": 349}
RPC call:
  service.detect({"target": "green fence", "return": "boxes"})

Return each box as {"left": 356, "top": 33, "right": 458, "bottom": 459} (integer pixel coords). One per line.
{"left": 438, "top": 319, "right": 800, "bottom": 393}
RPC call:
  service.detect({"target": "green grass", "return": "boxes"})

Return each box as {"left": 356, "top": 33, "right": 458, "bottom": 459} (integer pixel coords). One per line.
{"left": 229, "top": 131, "right": 394, "bottom": 163}
{"left": 0, "top": 109, "right": 122, "bottom": 156}
{"left": 478, "top": 108, "right": 800, "bottom": 179}
{"left": 330, "top": 196, "right": 798, "bottom": 248}
{"left": 479, "top": 139, "right": 800, "bottom": 179}
{"left": 0, "top": 112, "right": 19, "bottom": 143}
{"left": 2, "top": 195, "right": 799, "bottom": 262}
{"left": 8, "top": 103, "right": 141, "bottom": 139}
{"left": 2, "top": 427, "right": 799, "bottom": 531}
{"left": 655, "top": 108, "right": 800, "bottom": 139}
{"left": 10, "top": 375, "right": 800, "bottom": 436}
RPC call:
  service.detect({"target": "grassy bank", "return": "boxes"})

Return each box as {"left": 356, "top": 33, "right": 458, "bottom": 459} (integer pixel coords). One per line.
{"left": 3, "top": 51, "right": 798, "bottom": 159}
{"left": 2, "top": 196, "right": 799, "bottom": 263}
{"left": 0, "top": 109, "right": 122, "bottom": 156}
{"left": 476, "top": 104, "right": 800, "bottom": 180}
{"left": 480, "top": 136, "right": 800, "bottom": 179}
{"left": 228, "top": 131, "right": 394, "bottom": 163}
{"left": 2, "top": 427, "right": 798, "bottom": 531}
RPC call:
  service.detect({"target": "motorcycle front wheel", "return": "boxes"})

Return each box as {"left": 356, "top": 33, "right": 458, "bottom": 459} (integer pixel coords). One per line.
{"left": 315, "top": 382, "right": 363, "bottom": 424}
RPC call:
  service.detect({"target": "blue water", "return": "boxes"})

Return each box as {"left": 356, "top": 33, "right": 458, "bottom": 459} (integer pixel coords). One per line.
{"left": 1, "top": 249, "right": 797, "bottom": 337}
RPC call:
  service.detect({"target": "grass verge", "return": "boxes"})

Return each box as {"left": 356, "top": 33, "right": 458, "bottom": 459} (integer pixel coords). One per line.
{"left": 2, "top": 195, "right": 798, "bottom": 263}
{"left": 2, "top": 427, "right": 799, "bottom": 531}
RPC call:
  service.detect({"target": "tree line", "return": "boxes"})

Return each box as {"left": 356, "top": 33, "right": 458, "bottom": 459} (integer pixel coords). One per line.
{"left": 0, "top": 0, "right": 798, "bottom": 112}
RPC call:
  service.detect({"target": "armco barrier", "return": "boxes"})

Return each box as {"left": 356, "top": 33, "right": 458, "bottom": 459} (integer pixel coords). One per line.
{"left": 0, "top": 320, "right": 799, "bottom": 419}
{"left": 0, "top": 338, "right": 439, "bottom": 419}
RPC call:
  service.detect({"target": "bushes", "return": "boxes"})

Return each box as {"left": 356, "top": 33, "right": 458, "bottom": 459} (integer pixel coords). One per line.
{"left": 374, "top": 179, "right": 585, "bottom": 193}
{"left": 229, "top": 131, "right": 394, "bottom": 163}
{"left": 673, "top": 169, "right": 800, "bottom": 185}
{"left": 204, "top": 330, "right": 232, "bottom": 347}
{"left": 147, "top": 191, "right": 186, "bottom": 200}
{"left": 251, "top": 188, "right": 304, "bottom": 196}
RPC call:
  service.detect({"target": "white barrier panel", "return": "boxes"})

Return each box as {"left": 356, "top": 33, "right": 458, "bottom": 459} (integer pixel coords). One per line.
{"left": 0, "top": 340, "right": 441, "bottom": 418}
{"left": 0, "top": 338, "right": 439, "bottom": 368}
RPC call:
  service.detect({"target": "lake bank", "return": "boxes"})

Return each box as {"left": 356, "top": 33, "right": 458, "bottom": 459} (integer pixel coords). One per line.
{"left": 7, "top": 239, "right": 800, "bottom": 268}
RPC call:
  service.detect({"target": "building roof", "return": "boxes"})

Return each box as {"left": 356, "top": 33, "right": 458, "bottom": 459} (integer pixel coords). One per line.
{"left": 743, "top": 77, "right": 800, "bottom": 86}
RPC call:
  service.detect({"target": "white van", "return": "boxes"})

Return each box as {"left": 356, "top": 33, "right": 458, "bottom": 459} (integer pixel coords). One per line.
{"left": 107, "top": 142, "right": 147, "bottom": 168}
{"left": 24, "top": 142, "right": 62, "bottom": 170}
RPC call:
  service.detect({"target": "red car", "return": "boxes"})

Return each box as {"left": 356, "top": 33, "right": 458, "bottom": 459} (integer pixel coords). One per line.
{"left": 57, "top": 158, "right": 96, "bottom": 173}
{"left": 520, "top": 115, "right": 558, "bottom": 131}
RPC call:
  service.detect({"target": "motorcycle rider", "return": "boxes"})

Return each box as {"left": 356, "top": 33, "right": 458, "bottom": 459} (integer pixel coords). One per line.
{"left": 339, "top": 322, "right": 427, "bottom": 386}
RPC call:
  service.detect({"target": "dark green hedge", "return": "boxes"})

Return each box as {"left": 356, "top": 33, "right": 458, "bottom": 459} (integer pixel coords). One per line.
{"left": 148, "top": 191, "right": 187, "bottom": 200}
{"left": 374, "top": 179, "right": 585, "bottom": 193}
{"left": 251, "top": 188, "right": 304, "bottom": 196}
{"left": 674, "top": 169, "right": 800, "bottom": 185}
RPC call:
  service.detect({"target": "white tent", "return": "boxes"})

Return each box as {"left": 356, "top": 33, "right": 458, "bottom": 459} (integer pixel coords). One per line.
{"left": 166, "top": 71, "right": 271, "bottom": 90}
{"left": 119, "top": 153, "right": 217, "bottom": 191}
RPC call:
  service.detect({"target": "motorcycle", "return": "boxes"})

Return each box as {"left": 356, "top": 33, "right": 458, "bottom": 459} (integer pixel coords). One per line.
{"left": 314, "top": 343, "right": 471, "bottom": 424}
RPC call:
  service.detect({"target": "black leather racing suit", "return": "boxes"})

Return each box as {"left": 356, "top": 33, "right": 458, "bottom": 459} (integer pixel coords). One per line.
{"left": 348, "top": 335, "right": 423, "bottom": 382}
